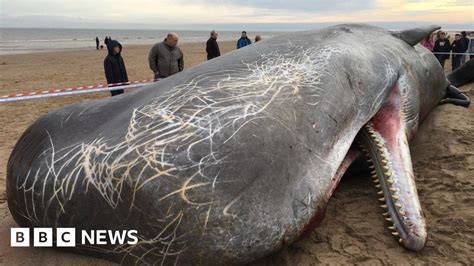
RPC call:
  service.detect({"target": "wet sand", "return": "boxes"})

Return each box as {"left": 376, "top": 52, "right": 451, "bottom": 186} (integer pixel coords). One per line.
{"left": 0, "top": 41, "right": 473, "bottom": 265}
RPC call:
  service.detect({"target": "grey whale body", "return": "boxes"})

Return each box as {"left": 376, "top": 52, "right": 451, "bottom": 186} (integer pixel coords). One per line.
{"left": 7, "top": 24, "right": 452, "bottom": 264}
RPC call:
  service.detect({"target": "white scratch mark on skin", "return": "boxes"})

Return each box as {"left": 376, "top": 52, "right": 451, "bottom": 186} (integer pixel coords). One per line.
{"left": 223, "top": 195, "right": 242, "bottom": 218}
{"left": 204, "top": 205, "right": 212, "bottom": 230}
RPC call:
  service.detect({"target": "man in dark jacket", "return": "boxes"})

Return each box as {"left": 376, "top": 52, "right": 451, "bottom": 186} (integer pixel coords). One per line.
{"left": 433, "top": 31, "right": 451, "bottom": 68}
{"left": 451, "top": 33, "right": 466, "bottom": 70}
{"left": 460, "top": 31, "right": 469, "bottom": 63}
{"left": 206, "top": 30, "right": 221, "bottom": 60}
{"left": 104, "top": 40, "right": 128, "bottom": 96}
{"left": 236, "top": 31, "right": 251, "bottom": 49}
{"left": 95, "top": 37, "right": 100, "bottom": 50}
{"left": 148, "top": 32, "right": 184, "bottom": 81}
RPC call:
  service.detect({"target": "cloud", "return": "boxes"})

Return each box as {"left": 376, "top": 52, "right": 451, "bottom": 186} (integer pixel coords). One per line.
{"left": 179, "top": 0, "right": 376, "bottom": 12}
{"left": 1, "top": 0, "right": 472, "bottom": 28}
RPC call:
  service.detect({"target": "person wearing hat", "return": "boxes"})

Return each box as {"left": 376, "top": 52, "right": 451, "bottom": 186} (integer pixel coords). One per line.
{"left": 103, "top": 39, "right": 128, "bottom": 96}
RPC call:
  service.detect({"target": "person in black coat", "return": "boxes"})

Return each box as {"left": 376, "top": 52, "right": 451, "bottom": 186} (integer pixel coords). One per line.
{"left": 104, "top": 40, "right": 128, "bottom": 96}
{"left": 95, "top": 37, "right": 100, "bottom": 50}
{"left": 206, "top": 30, "right": 221, "bottom": 60}
{"left": 460, "top": 31, "right": 469, "bottom": 63}
{"left": 433, "top": 31, "right": 451, "bottom": 68}
{"left": 451, "top": 33, "right": 466, "bottom": 71}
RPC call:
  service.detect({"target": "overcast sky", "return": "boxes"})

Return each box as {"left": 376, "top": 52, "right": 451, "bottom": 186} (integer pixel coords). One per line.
{"left": 1, "top": 0, "right": 473, "bottom": 29}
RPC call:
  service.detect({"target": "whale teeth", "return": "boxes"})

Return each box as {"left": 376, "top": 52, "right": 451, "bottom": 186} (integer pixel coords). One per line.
{"left": 371, "top": 170, "right": 377, "bottom": 175}
{"left": 383, "top": 165, "right": 390, "bottom": 171}
{"left": 386, "top": 178, "right": 394, "bottom": 184}
{"left": 377, "top": 190, "right": 383, "bottom": 195}
{"left": 390, "top": 187, "right": 397, "bottom": 193}
{"left": 399, "top": 238, "right": 403, "bottom": 243}
{"left": 392, "top": 231, "right": 399, "bottom": 236}
{"left": 369, "top": 165, "right": 375, "bottom": 170}
{"left": 392, "top": 195, "right": 399, "bottom": 200}
{"left": 384, "top": 171, "right": 392, "bottom": 177}
{"left": 373, "top": 179, "right": 380, "bottom": 184}
{"left": 379, "top": 197, "right": 385, "bottom": 202}
{"left": 388, "top": 226, "right": 395, "bottom": 230}
{"left": 382, "top": 212, "right": 389, "bottom": 216}
{"left": 380, "top": 204, "right": 387, "bottom": 209}
{"left": 375, "top": 184, "right": 381, "bottom": 188}
{"left": 395, "top": 202, "right": 402, "bottom": 208}
{"left": 385, "top": 217, "right": 392, "bottom": 222}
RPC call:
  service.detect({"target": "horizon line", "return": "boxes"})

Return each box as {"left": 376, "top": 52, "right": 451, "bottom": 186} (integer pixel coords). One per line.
{"left": 2, "top": 21, "right": 473, "bottom": 31}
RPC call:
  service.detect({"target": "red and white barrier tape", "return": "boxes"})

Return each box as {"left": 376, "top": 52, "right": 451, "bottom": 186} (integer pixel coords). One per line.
{"left": 0, "top": 79, "right": 154, "bottom": 103}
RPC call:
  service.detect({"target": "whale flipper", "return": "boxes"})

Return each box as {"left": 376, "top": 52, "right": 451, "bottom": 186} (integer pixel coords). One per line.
{"left": 391, "top": 25, "right": 441, "bottom": 46}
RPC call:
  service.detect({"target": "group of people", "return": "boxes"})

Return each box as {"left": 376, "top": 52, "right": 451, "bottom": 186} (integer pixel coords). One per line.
{"left": 103, "top": 30, "right": 262, "bottom": 96}
{"left": 421, "top": 31, "right": 471, "bottom": 70}
{"left": 235, "top": 31, "right": 262, "bottom": 49}
{"left": 95, "top": 36, "right": 113, "bottom": 50}
{"left": 206, "top": 30, "right": 262, "bottom": 60}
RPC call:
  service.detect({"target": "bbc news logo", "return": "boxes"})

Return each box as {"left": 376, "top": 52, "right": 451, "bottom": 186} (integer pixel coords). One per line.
{"left": 11, "top": 228, "right": 138, "bottom": 247}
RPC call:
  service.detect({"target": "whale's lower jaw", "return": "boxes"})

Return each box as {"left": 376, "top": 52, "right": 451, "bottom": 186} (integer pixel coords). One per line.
{"left": 329, "top": 81, "right": 427, "bottom": 251}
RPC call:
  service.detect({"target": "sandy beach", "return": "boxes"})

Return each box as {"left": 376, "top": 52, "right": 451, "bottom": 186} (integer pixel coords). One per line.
{"left": 0, "top": 41, "right": 473, "bottom": 265}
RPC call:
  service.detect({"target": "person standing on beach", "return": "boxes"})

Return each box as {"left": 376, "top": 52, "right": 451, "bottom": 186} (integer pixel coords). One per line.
{"left": 460, "top": 31, "right": 469, "bottom": 63}
{"left": 95, "top": 37, "right": 100, "bottom": 50}
{"left": 148, "top": 32, "right": 184, "bottom": 81}
{"left": 236, "top": 31, "right": 251, "bottom": 49}
{"left": 451, "top": 34, "right": 466, "bottom": 71}
{"left": 104, "top": 36, "right": 109, "bottom": 46}
{"left": 433, "top": 31, "right": 451, "bottom": 68}
{"left": 206, "top": 30, "right": 220, "bottom": 60}
{"left": 104, "top": 40, "right": 129, "bottom": 96}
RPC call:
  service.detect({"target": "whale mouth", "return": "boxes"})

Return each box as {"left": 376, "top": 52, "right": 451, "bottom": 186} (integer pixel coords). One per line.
{"left": 356, "top": 81, "right": 426, "bottom": 251}
{"left": 326, "top": 81, "right": 427, "bottom": 251}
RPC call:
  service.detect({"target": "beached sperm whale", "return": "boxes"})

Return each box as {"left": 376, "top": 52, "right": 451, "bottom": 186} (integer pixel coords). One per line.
{"left": 7, "top": 24, "right": 468, "bottom": 264}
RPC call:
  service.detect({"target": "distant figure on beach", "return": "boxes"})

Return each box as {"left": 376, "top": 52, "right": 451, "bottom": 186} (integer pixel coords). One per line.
{"left": 460, "top": 31, "right": 469, "bottom": 63}
{"left": 206, "top": 30, "right": 220, "bottom": 60}
{"left": 469, "top": 36, "right": 474, "bottom": 60}
{"left": 148, "top": 32, "right": 184, "bottom": 80}
{"left": 104, "top": 40, "right": 128, "bottom": 96}
{"left": 254, "top": 35, "right": 262, "bottom": 43}
{"left": 237, "top": 31, "right": 251, "bottom": 49}
{"left": 451, "top": 33, "right": 466, "bottom": 71}
{"left": 95, "top": 37, "right": 100, "bottom": 50}
{"left": 433, "top": 31, "right": 451, "bottom": 68}
{"left": 104, "top": 36, "right": 110, "bottom": 46}
{"left": 420, "top": 34, "right": 435, "bottom": 51}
